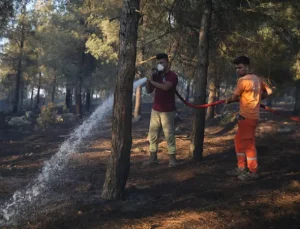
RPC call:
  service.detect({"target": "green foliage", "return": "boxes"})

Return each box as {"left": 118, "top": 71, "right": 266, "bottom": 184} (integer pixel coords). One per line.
{"left": 38, "top": 102, "right": 56, "bottom": 127}
{"left": 85, "top": 19, "right": 119, "bottom": 62}
{"left": 292, "top": 52, "right": 300, "bottom": 81}
{"left": 0, "top": 0, "right": 22, "bottom": 31}
{"left": 0, "top": 0, "right": 300, "bottom": 112}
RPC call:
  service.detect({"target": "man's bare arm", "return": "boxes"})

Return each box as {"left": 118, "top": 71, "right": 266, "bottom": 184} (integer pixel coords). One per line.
{"left": 261, "top": 81, "right": 273, "bottom": 99}
{"left": 225, "top": 94, "right": 239, "bottom": 104}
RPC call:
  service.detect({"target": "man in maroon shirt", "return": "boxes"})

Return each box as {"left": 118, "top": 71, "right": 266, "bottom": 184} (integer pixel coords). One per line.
{"left": 143, "top": 53, "right": 178, "bottom": 167}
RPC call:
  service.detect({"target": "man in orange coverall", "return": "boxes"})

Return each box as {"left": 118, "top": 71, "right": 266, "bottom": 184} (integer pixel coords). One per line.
{"left": 225, "top": 56, "right": 273, "bottom": 181}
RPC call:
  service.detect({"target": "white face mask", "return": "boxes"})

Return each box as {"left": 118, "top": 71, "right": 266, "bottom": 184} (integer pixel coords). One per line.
{"left": 157, "top": 63, "right": 164, "bottom": 72}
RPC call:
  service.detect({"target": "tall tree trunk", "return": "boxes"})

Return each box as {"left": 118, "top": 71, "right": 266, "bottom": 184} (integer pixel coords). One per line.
{"left": 206, "top": 80, "right": 216, "bottom": 120}
{"left": 85, "top": 89, "right": 91, "bottom": 112}
{"left": 180, "top": 79, "right": 185, "bottom": 95}
{"left": 30, "top": 87, "right": 34, "bottom": 109}
{"left": 35, "top": 72, "right": 42, "bottom": 110}
{"left": 190, "top": 0, "right": 212, "bottom": 161}
{"left": 101, "top": 0, "right": 140, "bottom": 200}
{"left": 134, "top": 85, "right": 142, "bottom": 119}
{"left": 133, "top": 41, "right": 145, "bottom": 119}
{"left": 75, "top": 77, "right": 82, "bottom": 118}
{"left": 91, "top": 90, "right": 94, "bottom": 100}
{"left": 82, "top": 91, "right": 86, "bottom": 107}
{"left": 65, "top": 88, "right": 72, "bottom": 112}
{"left": 66, "top": 78, "right": 72, "bottom": 112}
{"left": 51, "top": 73, "right": 56, "bottom": 103}
{"left": 215, "top": 83, "right": 221, "bottom": 114}
{"left": 190, "top": 80, "right": 195, "bottom": 100}
{"left": 294, "top": 80, "right": 300, "bottom": 115}
{"left": 13, "top": 4, "right": 26, "bottom": 113}
{"left": 20, "top": 81, "right": 25, "bottom": 111}
{"left": 186, "top": 80, "right": 191, "bottom": 102}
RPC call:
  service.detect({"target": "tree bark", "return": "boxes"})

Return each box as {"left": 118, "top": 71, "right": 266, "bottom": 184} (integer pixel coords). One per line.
{"left": 206, "top": 80, "right": 216, "bottom": 120}
{"left": 190, "top": 0, "right": 212, "bottom": 161}
{"left": 75, "top": 77, "right": 83, "bottom": 118}
{"left": 65, "top": 88, "right": 72, "bottom": 111}
{"left": 66, "top": 78, "right": 73, "bottom": 112}
{"left": 82, "top": 91, "right": 86, "bottom": 107}
{"left": 35, "top": 72, "right": 42, "bottom": 110}
{"left": 186, "top": 80, "right": 191, "bottom": 102}
{"left": 133, "top": 43, "right": 145, "bottom": 119}
{"left": 215, "top": 83, "right": 221, "bottom": 114}
{"left": 294, "top": 80, "right": 300, "bottom": 115}
{"left": 20, "top": 81, "right": 25, "bottom": 111}
{"left": 51, "top": 73, "right": 56, "bottom": 103}
{"left": 101, "top": 0, "right": 140, "bottom": 200}
{"left": 30, "top": 87, "right": 34, "bottom": 109}
{"left": 13, "top": 3, "right": 26, "bottom": 113}
{"left": 134, "top": 85, "right": 142, "bottom": 119}
{"left": 180, "top": 79, "right": 185, "bottom": 95}
{"left": 85, "top": 89, "right": 91, "bottom": 112}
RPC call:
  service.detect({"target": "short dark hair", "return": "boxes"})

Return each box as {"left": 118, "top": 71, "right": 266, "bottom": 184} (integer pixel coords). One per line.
{"left": 233, "top": 56, "right": 250, "bottom": 65}
{"left": 156, "top": 53, "right": 169, "bottom": 62}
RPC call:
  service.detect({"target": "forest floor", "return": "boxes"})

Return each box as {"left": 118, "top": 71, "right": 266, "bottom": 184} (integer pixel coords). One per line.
{"left": 0, "top": 102, "right": 300, "bottom": 229}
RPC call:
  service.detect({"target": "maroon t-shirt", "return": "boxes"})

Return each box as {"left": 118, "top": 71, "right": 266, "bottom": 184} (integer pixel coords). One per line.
{"left": 152, "top": 70, "right": 178, "bottom": 112}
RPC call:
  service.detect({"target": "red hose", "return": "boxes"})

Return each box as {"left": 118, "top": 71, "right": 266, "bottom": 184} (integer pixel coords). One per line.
{"left": 259, "top": 104, "right": 300, "bottom": 122}
{"left": 175, "top": 90, "right": 225, "bottom": 108}
{"left": 175, "top": 90, "right": 300, "bottom": 122}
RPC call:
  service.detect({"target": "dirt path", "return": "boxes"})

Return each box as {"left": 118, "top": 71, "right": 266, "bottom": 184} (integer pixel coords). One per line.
{"left": 1, "top": 104, "right": 300, "bottom": 229}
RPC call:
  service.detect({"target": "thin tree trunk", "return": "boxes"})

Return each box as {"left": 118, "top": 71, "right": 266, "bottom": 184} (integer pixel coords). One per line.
{"left": 134, "top": 85, "right": 142, "bottom": 119}
{"left": 91, "top": 90, "right": 94, "bottom": 100}
{"left": 180, "top": 80, "right": 185, "bottom": 95}
{"left": 101, "top": 0, "right": 140, "bottom": 200}
{"left": 215, "top": 84, "right": 221, "bottom": 114}
{"left": 13, "top": 4, "right": 26, "bottom": 113}
{"left": 30, "top": 87, "right": 34, "bottom": 109}
{"left": 190, "top": 0, "right": 212, "bottom": 161}
{"left": 85, "top": 89, "right": 91, "bottom": 112}
{"left": 65, "top": 88, "right": 72, "bottom": 112}
{"left": 206, "top": 80, "right": 216, "bottom": 120}
{"left": 294, "top": 80, "right": 300, "bottom": 115}
{"left": 35, "top": 72, "right": 42, "bottom": 110}
{"left": 186, "top": 80, "right": 191, "bottom": 102}
{"left": 51, "top": 73, "right": 56, "bottom": 103}
{"left": 82, "top": 91, "right": 86, "bottom": 107}
{"left": 134, "top": 43, "right": 145, "bottom": 119}
{"left": 190, "top": 80, "right": 195, "bottom": 100}
{"left": 75, "top": 77, "right": 82, "bottom": 118}
{"left": 20, "top": 81, "right": 25, "bottom": 111}
{"left": 66, "top": 77, "right": 73, "bottom": 113}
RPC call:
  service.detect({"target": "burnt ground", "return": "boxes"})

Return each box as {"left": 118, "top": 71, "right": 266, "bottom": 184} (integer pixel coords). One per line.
{"left": 0, "top": 102, "right": 300, "bottom": 229}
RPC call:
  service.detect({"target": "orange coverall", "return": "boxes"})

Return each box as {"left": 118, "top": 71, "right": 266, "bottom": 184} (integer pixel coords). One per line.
{"left": 233, "top": 74, "right": 270, "bottom": 173}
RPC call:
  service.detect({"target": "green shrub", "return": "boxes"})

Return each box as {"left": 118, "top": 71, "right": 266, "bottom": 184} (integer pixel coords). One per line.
{"left": 38, "top": 102, "right": 57, "bottom": 127}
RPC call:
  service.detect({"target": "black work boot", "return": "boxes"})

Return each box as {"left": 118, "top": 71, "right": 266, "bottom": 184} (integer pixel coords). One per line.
{"left": 143, "top": 151, "right": 158, "bottom": 166}
{"left": 168, "top": 154, "right": 177, "bottom": 168}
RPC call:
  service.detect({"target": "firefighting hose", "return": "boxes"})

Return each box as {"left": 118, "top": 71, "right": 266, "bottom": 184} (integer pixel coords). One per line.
{"left": 174, "top": 90, "right": 300, "bottom": 122}
{"left": 145, "top": 73, "right": 300, "bottom": 122}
